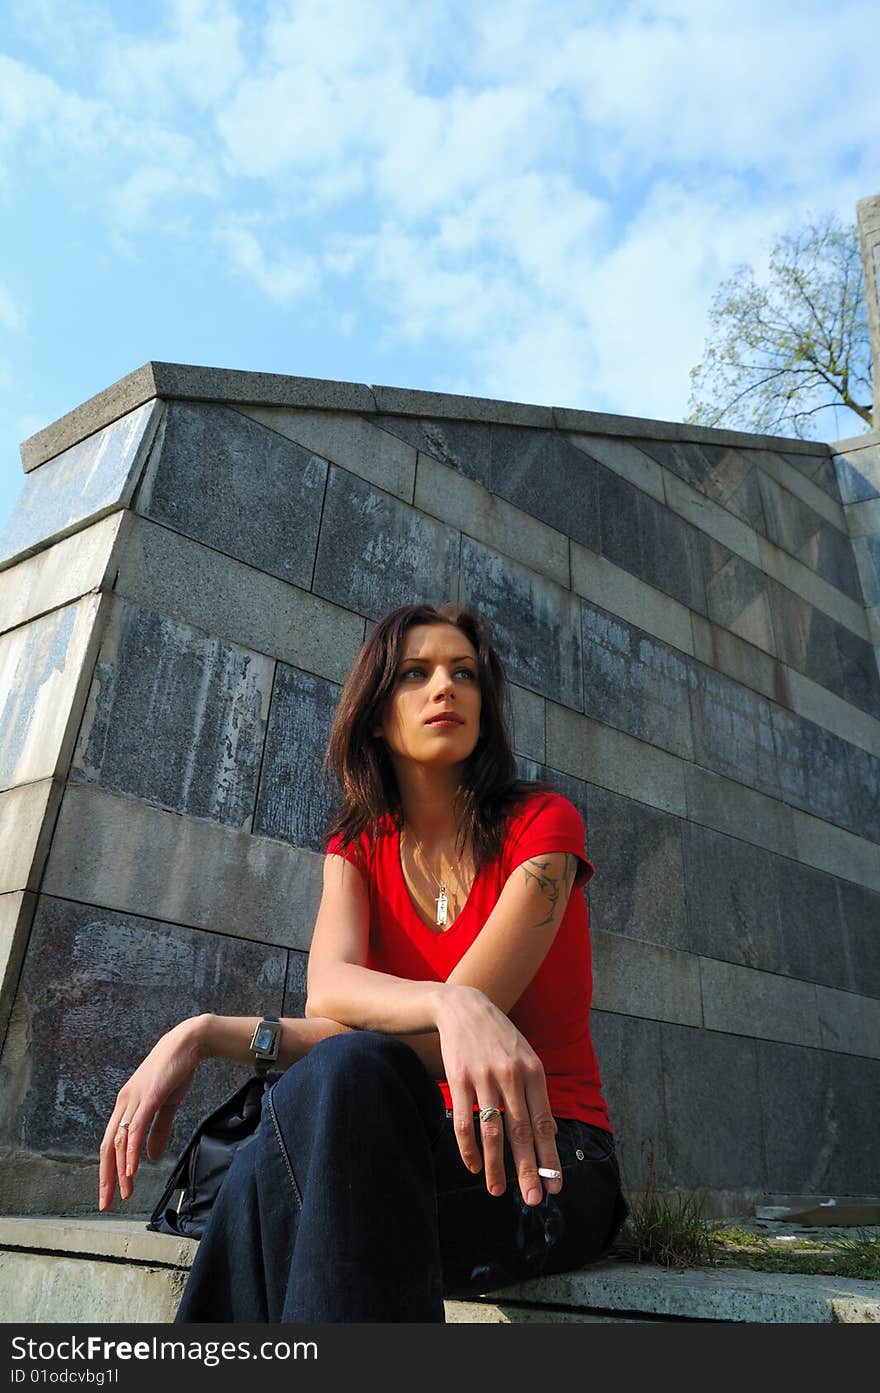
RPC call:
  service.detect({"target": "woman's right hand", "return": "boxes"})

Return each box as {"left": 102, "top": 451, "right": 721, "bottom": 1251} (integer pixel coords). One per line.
{"left": 98, "top": 1015, "right": 208, "bottom": 1212}
{"left": 433, "top": 984, "right": 563, "bottom": 1208}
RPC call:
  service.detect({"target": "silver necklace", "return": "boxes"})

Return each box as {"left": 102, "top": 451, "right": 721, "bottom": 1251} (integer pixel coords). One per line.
{"left": 402, "top": 827, "right": 460, "bottom": 927}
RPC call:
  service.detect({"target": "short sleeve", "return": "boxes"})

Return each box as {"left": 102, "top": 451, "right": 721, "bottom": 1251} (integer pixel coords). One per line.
{"left": 325, "top": 829, "right": 369, "bottom": 880}
{"left": 503, "top": 792, "right": 595, "bottom": 889}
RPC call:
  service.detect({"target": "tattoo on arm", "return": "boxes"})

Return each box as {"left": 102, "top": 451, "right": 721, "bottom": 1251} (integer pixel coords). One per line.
{"left": 520, "top": 853, "right": 578, "bottom": 927}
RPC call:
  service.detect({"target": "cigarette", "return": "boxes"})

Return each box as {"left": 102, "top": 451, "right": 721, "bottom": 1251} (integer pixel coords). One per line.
{"left": 538, "top": 1167, "right": 562, "bottom": 1179}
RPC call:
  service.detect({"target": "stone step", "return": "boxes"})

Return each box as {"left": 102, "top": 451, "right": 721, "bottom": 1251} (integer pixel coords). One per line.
{"left": 2, "top": 1217, "right": 878, "bottom": 1324}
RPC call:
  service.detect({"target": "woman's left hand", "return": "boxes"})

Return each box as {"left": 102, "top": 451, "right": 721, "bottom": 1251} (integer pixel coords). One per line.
{"left": 434, "top": 984, "right": 562, "bottom": 1207}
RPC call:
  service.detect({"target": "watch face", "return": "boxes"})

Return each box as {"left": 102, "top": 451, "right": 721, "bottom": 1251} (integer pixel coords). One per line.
{"left": 254, "top": 1025, "right": 274, "bottom": 1052}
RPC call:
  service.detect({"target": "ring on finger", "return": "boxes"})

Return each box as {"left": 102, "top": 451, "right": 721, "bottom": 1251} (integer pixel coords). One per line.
{"left": 117, "top": 1121, "right": 132, "bottom": 1132}
{"left": 479, "top": 1106, "right": 502, "bottom": 1125}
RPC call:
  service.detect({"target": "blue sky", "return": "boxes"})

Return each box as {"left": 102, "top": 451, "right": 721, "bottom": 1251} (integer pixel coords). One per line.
{"left": 1, "top": 0, "right": 877, "bottom": 536}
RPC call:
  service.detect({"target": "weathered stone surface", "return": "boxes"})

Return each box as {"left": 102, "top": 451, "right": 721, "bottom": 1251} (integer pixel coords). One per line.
{"left": 687, "top": 663, "right": 779, "bottom": 799}
{"left": 581, "top": 602, "right": 694, "bottom": 760}
{"left": 703, "top": 543, "right": 777, "bottom": 654}
{"left": 836, "top": 877, "right": 880, "bottom": 999}
{"left": 489, "top": 425, "right": 600, "bottom": 555}
{"left": 851, "top": 533, "right": 880, "bottom": 605}
{"left": 757, "top": 473, "right": 862, "bottom": 601}
{"left": 833, "top": 619, "right": 880, "bottom": 721}
{"left": 0, "top": 595, "right": 104, "bottom": 793}
{"left": 571, "top": 542, "right": 695, "bottom": 656}
{"left": 0, "top": 1250, "right": 188, "bottom": 1323}
{"left": 698, "top": 442, "right": 768, "bottom": 532}
{"left": 415, "top": 452, "right": 569, "bottom": 587}
{"left": 589, "top": 1010, "right": 671, "bottom": 1189}
{"left": 237, "top": 405, "right": 416, "bottom": 502}
{"left": 817, "top": 985, "right": 880, "bottom": 1059}
{"left": 114, "top": 514, "right": 365, "bottom": 684}
{"left": 0, "top": 895, "right": 286, "bottom": 1209}
{"left": 283, "top": 949, "right": 309, "bottom": 1018}
{"left": 759, "top": 533, "right": 867, "bottom": 638}
{"left": 0, "top": 890, "right": 36, "bottom": 1045}
{"left": 664, "top": 470, "right": 762, "bottom": 568}
{"left": 0, "top": 778, "right": 61, "bottom": 894}
{"left": 793, "top": 805, "right": 880, "bottom": 895}
{"left": 592, "top": 932, "right": 701, "bottom": 1027}
{"left": 684, "top": 763, "right": 796, "bottom": 859}
{"left": 372, "top": 385, "right": 554, "bottom": 428}
{"left": 312, "top": 465, "right": 460, "bottom": 619}
{"left": 756, "top": 1040, "right": 880, "bottom": 1196}
{"left": 42, "top": 784, "right": 324, "bottom": 952}
{"left": 690, "top": 612, "right": 782, "bottom": 704}
{"left": 683, "top": 822, "right": 786, "bottom": 972}
{"left": 766, "top": 578, "right": 845, "bottom": 699}
{"left": 253, "top": 664, "right": 342, "bottom": 852}
{"left": 0, "top": 513, "right": 123, "bottom": 636}
{"left": 659, "top": 1023, "right": 765, "bottom": 1191}
{"left": 701, "top": 958, "right": 821, "bottom": 1049}
{"left": 460, "top": 538, "right": 583, "bottom": 708}
{"left": 1, "top": 402, "right": 159, "bottom": 567}
{"left": 753, "top": 447, "right": 847, "bottom": 532}
{"left": 598, "top": 464, "right": 712, "bottom": 617}
{"left": 636, "top": 437, "right": 713, "bottom": 494}
{"left": 137, "top": 401, "right": 328, "bottom": 588}
{"left": 771, "top": 705, "right": 880, "bottom": 843}
{"left": 781, "top": 663, "right": 880, "bottom": 759}
{"left": 547, "top": 702, "right": 688, "bottom": 817}
{"left": 507, "top": 684, "right": 545, "bottom": 765}
{"left": 832, "top": 441, "right": 880, "bottom": 504}
{"left": 71, "top": 599, "right": 273, "bottom": 830}
{"left": 569, "top": 433, "right": 664, "bottom": 503}
{"left": 371, "top": 415, "right": 493, "bottom": 487}
{"left": 587, "top": 785, "right": 688, "bottom": 951}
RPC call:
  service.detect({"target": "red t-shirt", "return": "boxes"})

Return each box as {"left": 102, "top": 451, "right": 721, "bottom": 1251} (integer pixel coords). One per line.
{"left": 325, "top": 790, "right": 612, "bottom": 1131}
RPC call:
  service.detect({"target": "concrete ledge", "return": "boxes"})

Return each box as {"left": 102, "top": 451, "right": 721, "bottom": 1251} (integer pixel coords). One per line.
{"left": 3, "top": 1218, "right": 878, "bottom": 1324}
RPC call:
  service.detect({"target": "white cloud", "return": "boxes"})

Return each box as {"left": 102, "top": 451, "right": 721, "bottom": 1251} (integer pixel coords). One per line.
{"left": 214, "top": 220, "right": 319, "bottom": 302}
{"left": 98, "top": 0, "right": 244, "bottom": 114}
{"left": 0, "top": 286, "right": 24, "bottom": 334}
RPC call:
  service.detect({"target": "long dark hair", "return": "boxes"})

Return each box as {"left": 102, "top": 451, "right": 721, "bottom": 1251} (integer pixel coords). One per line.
{"left": 322, "top": 602, "right": 551, "bottom": 870}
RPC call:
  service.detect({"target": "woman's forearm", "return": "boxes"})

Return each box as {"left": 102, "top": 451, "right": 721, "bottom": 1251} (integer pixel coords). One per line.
{"left": 195, "top": 1011, "right": 446, "bottom": 1080}
{"left": 306, "top": 962, "right": 458, "bottom": 1036}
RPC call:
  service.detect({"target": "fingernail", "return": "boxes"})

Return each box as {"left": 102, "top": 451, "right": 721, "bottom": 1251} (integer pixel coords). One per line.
{"left": 527, "top": 1186, "right": 542, "bottom": 1205}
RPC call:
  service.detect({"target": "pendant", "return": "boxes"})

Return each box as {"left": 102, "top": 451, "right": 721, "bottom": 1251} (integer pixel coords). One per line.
{"left": 435, "top": 886, "right": 448, "bottom": 927}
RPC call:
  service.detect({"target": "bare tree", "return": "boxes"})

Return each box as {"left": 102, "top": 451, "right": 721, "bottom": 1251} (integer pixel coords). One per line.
{"left": 687, "top": 214, "right": 873, "bottom": 439}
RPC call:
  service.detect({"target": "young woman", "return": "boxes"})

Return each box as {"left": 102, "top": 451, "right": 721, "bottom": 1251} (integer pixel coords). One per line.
{"left": 99, "top": 602, "right": 627, "bottom": 1322}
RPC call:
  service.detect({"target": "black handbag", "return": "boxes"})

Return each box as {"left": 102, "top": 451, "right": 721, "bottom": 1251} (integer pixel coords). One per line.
{"left": 146, "top": 1071, "right": 280, "bottom": 1238}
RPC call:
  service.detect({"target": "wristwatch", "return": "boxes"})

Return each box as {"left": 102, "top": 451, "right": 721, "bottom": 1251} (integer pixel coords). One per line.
{"left": 249, "top": 1018, "right": 282, "bottom": 1076}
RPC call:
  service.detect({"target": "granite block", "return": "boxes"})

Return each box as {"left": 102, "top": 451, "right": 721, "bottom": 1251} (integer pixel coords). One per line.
{"left": 0, "top": 890, "right": 36, "bottom": 1044}
{"left": 0, "top": 513, "right": 123, "bottom": 637}
{"left": 283, "top": 949, "right": 309, "bottom": 1019}
{"left": 689, "top": 612, "right": 782, "bottom": 704}
{"left": 547, "top": 702, "right": 688, "bottom": 817}
{"left": 700, "top": 958, "right": 820, "bottom": 1048}
{"left": 810, "top": 452, "right": 845, "bottom": 504}
{"left": 137, "top": 401, "right": 327, "bottom": 589}
{"left": 659, "top": 1022, "right": 765, "bottom": 1191}
{"left": 781, "top": 665, "right": 880, "bottom": 760}
{"left": 842, "top": 739, "right": 880, "bottom": 844}
{"left": 312, "top": 466, "right": 460, "bottom": 620}
{"left": 0, "top": 778, "right": 61, "bottom": 894}
{"left": 766, "top": 579, "right": 846, "bottom": 701}
{"left": 836, "top": 877, "right": 880, "bottom": 999}
{"left": 370, "top": 416, "right": 492, "bottom": 488}
{"left": 792, "top": 807, "right": 880, "bottom": 896}
{"left": 236, "top": 405, "right": 416, "bottom": 502}
{"left": 851, "top": 534, "right": 880, "bottom": 606}
{"left": 459, "top": 538, "right": 583, "bottom": 709}
{"left": 371, "top": 385, "right": 554, "bottom": 429}
{"left": 681, "top": 822, "right": 786, "bottom": 973}
{"left": 0, "top": 595, "right": 103, "bottom": 792}
{"left": 114, "top": 514, "right": 365, "bottom": 684}
{"left": 70, "top": 599, "right": 273, "bottom": 830}
{"left": 638, "top": 489, "right": 708, "bottom": 615}
{"left": 1, "top": 895, "right": 286, "bottom": 1164}
{"left": 42, "top": 784, "right": 324, "bottom": 952}
{"left": 594, "top": 463, "right": 642, "bottom": 587}
{"left": 770, "top": 704, "right": 867, "bottom": 843}
{"left": 773, "top": 853, "right": 850, "bottom": 991}
{"left": 756, "top": 1040, "right": 879, "bottom": 1195}
{"left": 488, "top": 425, "right": 600, "bottom": 554}
{"left": 636, "top": 437, "right": 713, "bottom": 492}
{"left": 687, "top": 662, "right": 779, "bottom": 798}
{"left": 589, "top": 1011, "right": 671, "bottom": 1189}
{"left": 591, "top": 931, "right": 702, "bottom": 1027}
{"left": 663, "top": 470, "right": 762, "bottom": 568}
{"left": 703, "top": 543, "right": 777, "bottom": 654}
{"left": 253, "top": 664, "right": 342, "bottom": 852}
{"left": 758, "top": 474, "right": 862, "bottom": 601}
{"left": 833, "top": 620, "right": 880, "bottom": 722}
{"left": 1, "top": 402, "right": 159, "bottom": 569}
{"left": 586, "top": 784, "right": 688, "bottom": 951}
{"left": 817, "top": 986, "right": 880, "bottom": 1059}
{"left": 752, "top": 447, "right": 846, "bottom": 532}
{"left": 508, "top": 684, "right": 545, "bottom": 765}
{"left": 571, "top": 542, "right": 694, "bottom": 656}
{"left": 698, "top": 443, "right": 768, "bottom": 532}
{"left": 568, "top": 434, "right": 664, "bottom": 503}
{"left": 759, "top": 533, "right": 867, "bottom": 637}
{"left": 833, "top": 443, "right": 880, "bottom": 503}
{"left": 684, "top": 763, "right": 797, "bottom": 859}
{"left": 414, "top": 453, "right": 569, "bottom": 588}
{"left": 581, "top": 602, "right": 693, "bottom": 761}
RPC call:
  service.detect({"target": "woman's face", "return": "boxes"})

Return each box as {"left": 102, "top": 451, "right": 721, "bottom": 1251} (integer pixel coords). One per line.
{"left": 375, "top": 622, "right": 482, "bottom": 772}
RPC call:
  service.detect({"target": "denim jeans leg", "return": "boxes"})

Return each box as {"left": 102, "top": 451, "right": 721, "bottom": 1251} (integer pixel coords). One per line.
{"left": 175, "top": 1032, "right": 449, "bottom": 1324}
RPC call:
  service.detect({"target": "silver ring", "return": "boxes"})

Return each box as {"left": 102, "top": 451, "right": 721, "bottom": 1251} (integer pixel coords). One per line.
{"left": 479, "top": 1107, "right": 502, "bottom": 1125}
{"left": 117, "top": 1121, "right": 131, "bottom": 1130}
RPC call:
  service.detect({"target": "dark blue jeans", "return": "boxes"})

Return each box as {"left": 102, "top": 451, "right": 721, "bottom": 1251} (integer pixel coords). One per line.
{"left": 174, "top": 1032, "right": 627, "bottom": 1324}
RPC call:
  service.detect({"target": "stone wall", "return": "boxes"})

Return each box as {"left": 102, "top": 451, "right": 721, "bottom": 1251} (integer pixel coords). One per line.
{"left": 1, "top": 362, "right": 878, "bottom": 1218}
